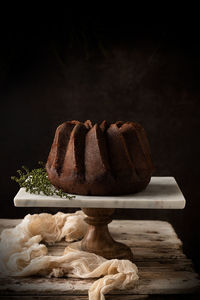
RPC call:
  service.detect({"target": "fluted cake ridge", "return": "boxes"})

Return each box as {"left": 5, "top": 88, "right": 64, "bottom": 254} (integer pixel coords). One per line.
{"left": 46, "top": 120, "right": 154, "bottom": 195}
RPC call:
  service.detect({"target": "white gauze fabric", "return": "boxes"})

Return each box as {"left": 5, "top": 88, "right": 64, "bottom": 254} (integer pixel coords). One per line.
{"left": 0, "top": 211, "right": 139, "bottom": 300}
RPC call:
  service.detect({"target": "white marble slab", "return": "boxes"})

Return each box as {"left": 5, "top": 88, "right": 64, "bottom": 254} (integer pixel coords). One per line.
{"left": 14, "top": 177, "right": 186, "bottom": 209}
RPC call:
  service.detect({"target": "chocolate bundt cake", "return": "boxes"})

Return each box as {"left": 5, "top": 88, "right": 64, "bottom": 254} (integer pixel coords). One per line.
{"left": 46, "top": 120, "right": 154, "bottom": 196}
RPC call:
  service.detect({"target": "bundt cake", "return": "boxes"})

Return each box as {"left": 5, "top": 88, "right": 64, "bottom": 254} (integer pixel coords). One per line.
{"left": 46, "top": 120, "right": 154, "bottom": 196}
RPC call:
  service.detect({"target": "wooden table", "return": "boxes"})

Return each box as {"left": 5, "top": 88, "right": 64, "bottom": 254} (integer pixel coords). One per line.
{"left": 0, "top": 218, "right": 199, "bottom": 299}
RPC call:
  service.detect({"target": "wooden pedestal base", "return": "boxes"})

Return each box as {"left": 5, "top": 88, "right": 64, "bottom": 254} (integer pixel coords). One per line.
{"left": 81, "top": 208, "right": 133, "bottom": 261}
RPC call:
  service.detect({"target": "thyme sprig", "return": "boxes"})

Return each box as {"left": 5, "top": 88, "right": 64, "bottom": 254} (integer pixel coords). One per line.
{"left": 11, "top": 161, "right": 75, "bottom": 199}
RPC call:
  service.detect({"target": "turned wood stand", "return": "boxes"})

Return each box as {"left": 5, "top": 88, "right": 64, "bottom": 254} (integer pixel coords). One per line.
{"left": 14, "top": 177, "right": 185, "bottom": 261}
{"left": 81, "top": 208, "right": 133, "bottom": 260}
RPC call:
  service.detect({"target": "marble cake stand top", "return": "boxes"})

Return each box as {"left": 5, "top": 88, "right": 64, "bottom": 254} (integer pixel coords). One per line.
{"left": 14, "top": 177, "right": 186, "bottom": 209}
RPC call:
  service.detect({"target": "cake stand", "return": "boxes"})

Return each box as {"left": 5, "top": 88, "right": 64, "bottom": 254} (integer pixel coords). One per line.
{"left": 14, "top": 177, "right": 186, "bottom": 261}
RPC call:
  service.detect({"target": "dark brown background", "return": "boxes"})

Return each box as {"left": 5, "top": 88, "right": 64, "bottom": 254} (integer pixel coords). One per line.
{"left": 1, "top": 19, "right": 200, "bottom": 274}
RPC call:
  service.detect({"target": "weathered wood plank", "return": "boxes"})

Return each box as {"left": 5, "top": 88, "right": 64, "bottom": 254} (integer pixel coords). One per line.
{"left": 47, "top": 242, "right": 186, "bottom": 261}
{"left": 0, "top": 269, "right": 199, "bottom": 295}
{"left": 0, "top": 220, "right": 183, "bottom": 248}
{"left": 0, "top": 219, "right": 199, "bottom": 297}
{"left": 0, "top": 295, "right": 149, "bottom": 300}
{"left": 0, "top": 296, "right": 199, "bottom": 300}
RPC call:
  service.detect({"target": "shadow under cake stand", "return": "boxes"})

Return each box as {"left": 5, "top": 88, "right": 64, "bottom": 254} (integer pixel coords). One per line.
{"left": 14, "top": 177, "right": 186, "bottom": 261}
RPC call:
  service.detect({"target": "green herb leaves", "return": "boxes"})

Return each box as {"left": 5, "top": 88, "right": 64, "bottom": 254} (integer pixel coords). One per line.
{"left": 11, "top": 161, "right": 75, "bottom": 199}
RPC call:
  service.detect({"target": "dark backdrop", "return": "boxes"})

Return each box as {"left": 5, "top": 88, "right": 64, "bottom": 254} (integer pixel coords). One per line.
{"left": 1, "top": 20, "right": 200, "bottom": 273}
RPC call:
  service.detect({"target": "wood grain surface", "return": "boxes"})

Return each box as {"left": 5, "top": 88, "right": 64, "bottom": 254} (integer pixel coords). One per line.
{"left": 0, "top": 219, "right": 199, "bottom": 299}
